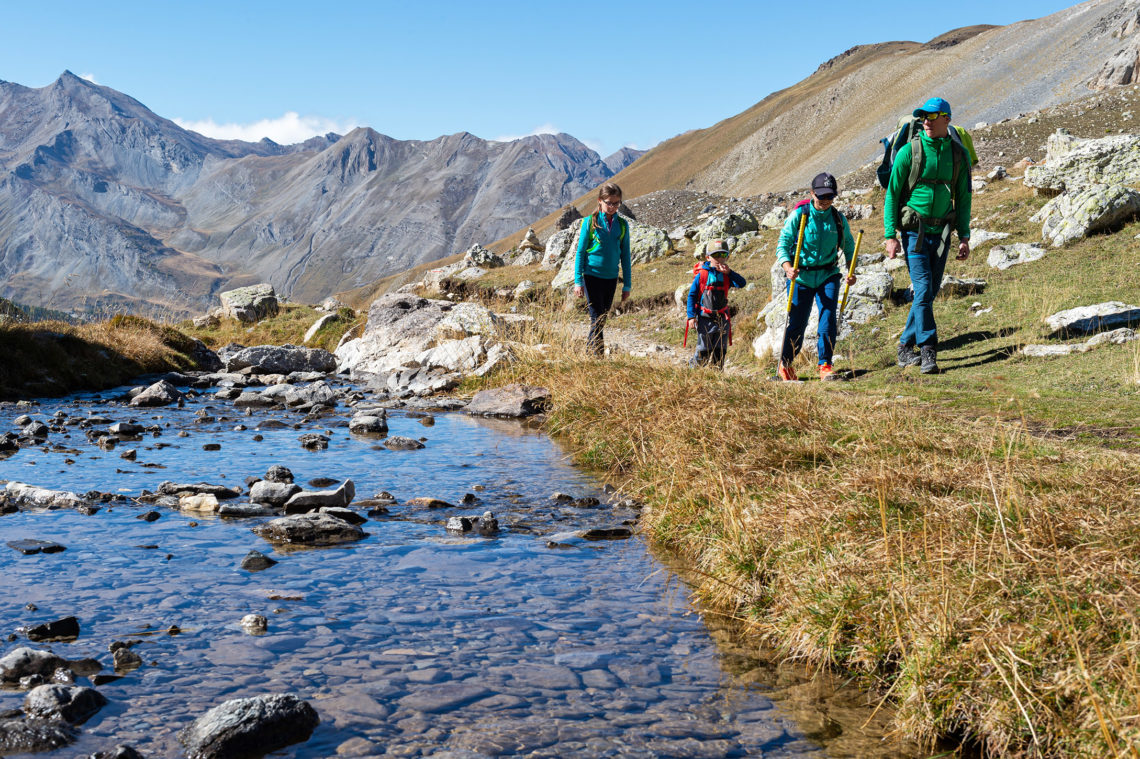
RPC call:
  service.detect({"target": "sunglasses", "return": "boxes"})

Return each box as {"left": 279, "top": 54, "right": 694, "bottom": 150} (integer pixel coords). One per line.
{"left": 921, "top": 112, "right": 950, "bottom": 121}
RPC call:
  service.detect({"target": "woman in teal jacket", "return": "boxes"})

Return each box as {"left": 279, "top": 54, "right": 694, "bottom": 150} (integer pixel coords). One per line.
{"left": 573, "top": 183, "right": 632, "bottom": 356}
{"left": 776, "top": 173, "right": 856, "bottom": 381}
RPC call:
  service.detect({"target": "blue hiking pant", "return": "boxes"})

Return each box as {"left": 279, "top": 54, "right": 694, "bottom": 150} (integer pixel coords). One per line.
{"left": 781, "top": 274, "right": 840, "bottom": 366}
{"left": 900, "top": 230, "right": 950, "bottom": 349}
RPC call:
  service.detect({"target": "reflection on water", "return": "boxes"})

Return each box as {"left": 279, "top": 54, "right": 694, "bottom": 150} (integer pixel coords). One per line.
{"left": 0, "top": 383, "right": 927, "bottom": 757}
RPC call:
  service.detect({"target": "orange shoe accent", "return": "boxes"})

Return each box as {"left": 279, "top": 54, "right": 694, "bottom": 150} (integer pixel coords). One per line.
{"left": 777, "top": 364, "right": 798, "bottom": 381}
{"left": 818, "top": 363, "right": 835, "bottom": 381}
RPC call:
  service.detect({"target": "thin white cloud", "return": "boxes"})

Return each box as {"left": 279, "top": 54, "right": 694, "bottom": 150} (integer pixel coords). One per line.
{"left": 492, "top": 123, "right": 562, "bottom": 142}
{"left": 79, "top": 72, "right": 99, "bottom": 84}
{"left": 173, "top": 112, "right": 359, "bottom": 145}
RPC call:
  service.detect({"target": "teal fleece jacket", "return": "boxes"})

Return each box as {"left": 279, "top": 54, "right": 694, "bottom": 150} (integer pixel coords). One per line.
{"left": 574, "top": 213, "right": 632, "bottom": 291}
{"left": 776, "top": 202, "right": 856, "bottom": 290}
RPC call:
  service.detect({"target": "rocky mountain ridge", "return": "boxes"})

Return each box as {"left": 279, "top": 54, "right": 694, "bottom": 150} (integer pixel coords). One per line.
{"left": 0, "top": 72, "right": 642, "bottom": 317}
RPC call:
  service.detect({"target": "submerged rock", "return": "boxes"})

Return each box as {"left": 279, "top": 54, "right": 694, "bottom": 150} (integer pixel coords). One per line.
{"left": 239, "top": 551, "right": 278, "bottom": 571}
{"left": 383, "top": 436, "right": 424, "bottom": 451}
{"left": 178, "top": 693, "right": 319, "bottom": 759}
{"left": 0, "top": 719, "right": 77, "bottom": 753}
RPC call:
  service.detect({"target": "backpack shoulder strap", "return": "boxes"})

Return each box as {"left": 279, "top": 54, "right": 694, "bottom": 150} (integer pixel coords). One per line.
{"left": 618, "top": 216, "right": 628, "bottom": 243}
{"left": 906, "top": 135, "right": 924, "bottom": 196}
{"left": 697, "top": 266, "right": 709, "bottom": 294}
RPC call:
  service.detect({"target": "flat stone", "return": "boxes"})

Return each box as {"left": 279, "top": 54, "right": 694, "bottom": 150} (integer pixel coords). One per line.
{"left": 26, "top": 617, "right": 80, "bottom": 641}
{"left": 406, "top": 497, "right": 454, "bottom": 509}
{"left": 8, "top": 539, "right": 66, "bottom": 555}
{"left": 253, "top": 513, "right": 367, "bottom": 546}
{"left": 465, "top": 384, "right": 550, "bottom": 418}
{"left": 1046, "top": 301, "right": 1140, "bottom": 336}
{"left": 397, "top": 683, "right": 492, "bottom": 713}
{"left": 383, "top": 436, "right": 424, "bottom": 450}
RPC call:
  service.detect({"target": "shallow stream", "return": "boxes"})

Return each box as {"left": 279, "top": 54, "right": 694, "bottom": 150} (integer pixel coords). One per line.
{"left": 0, "top": 379, "right": 924, "bottom": 758}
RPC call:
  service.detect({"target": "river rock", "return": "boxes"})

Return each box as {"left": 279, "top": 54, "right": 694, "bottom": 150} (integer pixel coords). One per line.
{"left": 253, "top": 513, "right": 367, "bottom": 546}
{"left": 250, "top": 481, "right": 302, "bottom": 507}
{"left": 111, "top": 646, "right": 142, "bottom": 673}
{"left": 284, "top": 381, "right": 337, "bottom": 408}
{"left": 1045, "top": 301, "right": 1140, "bottom": 337}
{"left": 240, "top": 615, "right": 267, "bottom": 634}
{"left": 465, "top": 384, "right": 550, "bottom": 417}
{"left": 1034, "top": 183, "right": 1140, "bottom": 247}
{"left": 224, "top": 345, "right": 336, "bottom": 375}
{"left": 283, "top": 480, "right": 355, "bottom": 513}
{"left": 0, "top": 648, "right": 68, "bottom": 685}
{"left": 383, "top": 436, "right": 425, "bottom": 451}
{"left": 1023, "top": 132, "right": 1140, "bottom": 193}
{"left": 82, "top": 745, "right": 143, "bottom": 759}
{"left": 264, "top": 465, "right": 294, "bottom": 484}
{"left": 129, "top": 381, "right": 182, "bottom": 408}
{"left": 0, "top": 719, "right": 77, "bottom": 753}
{"left": 109, "top": 422, "right": 144, "bottom": 436}
{"left": 219, "top": 284, "right": 279, "bottom": 323}
{"left": 446, "top": 511, "right": 500, "bottom": 537}
{"left": 240, "top": 551, "right": 277, "bottom": 571}
{"left": 988, "top": 242, "right": 1047, "bottom": 270}
{"left": 23, "top": 684, "right": 106, "bottom": 724}
{"left": 4, "top": 482, "right": 84, "bottom": 509}
{"left": 179, "top": 494, "right": 220, "bottom": 514}
{"left": 7, "top": 539, "right": 66, "bottom": 554}
{"left": 23, "top": 420, "right": 49, "bottom": 438}
{"left": 581, "top": 527, "right": 633, "bottom": 540}
{"left": 178, "top": 693, "right": 319, "bottom": 759}
{"left": 406, "top": 497, "right": 454, "bottom": 509}
{"left": 26, "top": 617, "right": 79, "bottom": 642}
{"left": 158, "top": 482, "right": 240, "bottom": 499}
{"left": 298, "top": 433, "right": 329, "bottom": 451}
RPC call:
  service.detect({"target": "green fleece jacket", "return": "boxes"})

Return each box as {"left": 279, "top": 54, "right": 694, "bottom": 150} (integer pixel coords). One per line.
{"left": 884, "top": 131, "right": 972, "bottom": 240}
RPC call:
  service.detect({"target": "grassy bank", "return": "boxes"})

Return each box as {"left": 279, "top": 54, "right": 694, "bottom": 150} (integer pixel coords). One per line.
{"left": 0, "top": 315, "right": 202, "bottom": 400}
{"left": 478, "top": 347, "right": 1140, "bottom": 757}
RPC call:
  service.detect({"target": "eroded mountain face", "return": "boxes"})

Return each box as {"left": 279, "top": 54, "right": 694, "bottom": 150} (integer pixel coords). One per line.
{"left": 0, "top": 72, "right": 641, "bottom": 317}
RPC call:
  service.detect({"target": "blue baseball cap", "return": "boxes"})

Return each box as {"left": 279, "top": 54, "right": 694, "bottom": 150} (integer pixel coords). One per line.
{"left": 913, "top": 97, "right": 952, "bottom": 118}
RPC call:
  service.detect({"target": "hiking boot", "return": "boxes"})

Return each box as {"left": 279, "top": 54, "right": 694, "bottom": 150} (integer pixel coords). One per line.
{"left": 920, "top": 346, "right": 939, "bottom": 374}
{"left": 818, "top": 363, "right": 839, "bottom": 381}
{"left": 897, "top": 344, "right": 921, "bottom": 368}
{"left": 777, "top": 363, "right": 798, "bottom": 382}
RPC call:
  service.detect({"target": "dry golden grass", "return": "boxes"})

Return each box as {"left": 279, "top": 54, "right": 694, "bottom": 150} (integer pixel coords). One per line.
{"left": 0, "top": 315, "right": 199, "bottom": 399}
{"left": 480, "top": 353, "right": 1140, "bottom": 757}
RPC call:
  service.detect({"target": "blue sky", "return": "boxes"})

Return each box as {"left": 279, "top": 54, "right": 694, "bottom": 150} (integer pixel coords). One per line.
{"left": 0, "top": 0, "right": 1082, "bottom": 157}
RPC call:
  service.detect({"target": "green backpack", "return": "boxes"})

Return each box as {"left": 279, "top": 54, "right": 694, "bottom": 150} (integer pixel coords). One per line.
{"left": 580, "top": 213, "right": 628, "bottom": 249}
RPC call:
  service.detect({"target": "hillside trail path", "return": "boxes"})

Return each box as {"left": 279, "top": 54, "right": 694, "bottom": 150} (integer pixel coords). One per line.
{"left": 585, "top": 323, "right": 770, "bottom": 379}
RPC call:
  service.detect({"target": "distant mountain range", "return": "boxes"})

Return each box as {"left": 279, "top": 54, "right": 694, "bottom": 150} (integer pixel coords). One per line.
{"left": 0, "top": 72, "right": 642, "bottom": 316}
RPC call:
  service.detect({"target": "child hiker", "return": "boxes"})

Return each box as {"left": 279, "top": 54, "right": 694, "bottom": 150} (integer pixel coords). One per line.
{"left": 776, "top": 172, "right": 857, "bottom": 381}
{"left": 686, "top": 239, "right": 746, "bottom": 368}
{"left": 573, "top": 182, "right": 632, "bottom": 356}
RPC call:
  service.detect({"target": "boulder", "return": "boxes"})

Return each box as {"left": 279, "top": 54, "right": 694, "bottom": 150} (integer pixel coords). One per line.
{"left": 835, "top": 202, "right": 874, "bottom": 220}
{"left": 249, "top": 481, "right": 302, "bottom": 507}
{"left": 193, "top": 314, "right": 220, "bottom": 329}
{"left": 302, "top": 314, "right": 338, "bottom": 344}
{"left": 540, "top": 225, "right": 580, "bottom": 270}
{"left": 693, "top": 211, "right": 759, "bottom": 241}
{"left": 178, "top": 694, "right": 319, "bottom": 759}
{"left": 987, "top": 242, "right": 1047, "bottom": 270}
{"left": 158, "top": 482, "right": 241, "bottom": 499}
{"left": 1089, "top": 37, "right": 1140, "bottom": 91}
{"left": 555, "top": 205, "right": 583, "bottom": 231}
{"left": 283, "top": 381, "right": 337, "bottom": 408}
{"left": 23, "top": 684, "right": 106, "bottom": 724}
{"left": 0, "top": 719, "right": 77, "bottom": 753}
{"left": 129, "top": 380, "right": 182, "bottom": 407}
{"left": 1045, "top": 301, "right": 1140, "bottom": 337}
{"left": 217, "top": 503, "right": 279, "bottom": 517}
{"left": 0, "top": 648, "right": 68, "bottom": 685}
{"left": 465, "top": 384, "right": 550, "bottom": 417}
{"left": 334, "top": 294, "right": 503, "bottom": 379}
{"left": 109, "top": 422, "right": 144, "bottom": 436}
{"left": 549, "top": 217, "right": 673, "bottom": 289}
{"left": 283, "top": 480, "right": 356, "bottom": 513}
{"left": 512, "top": 248, "right": 543, "bottom": 266}
{"left": 219, "top": 284, "right": 279, "bottom": 323}
{"left": 298, "top": 433, "right": 329, "bottom": 451}
{"left": 253, "top": 513, "right": 367, "bottom": 546}
{"left": 26, "top": 617, "right": 80, "bottom": 642}
{"left": 1034, "top": 183, "right": 1140, "bottom": 247}
{"left": 1023, "top": 132, "right": 1140, "bottom": 194}
{"left": 446, "top": 511, "right": 500, "bottom": 537}
{"left": 224, "top": 345, "right": 336, "bottom": 374}
{"left": 319, "top": 297, "right": 347, "bottom": 312}
{"left": 265, "top": 465, "right": 294, "bottom": 483}
{"left": 759, "top": 206, "right": 788, "bottom": 230}
{"left": 416, "top": 335, "right": 486, "bottom": 373}
{"left": 179, "top": 494, "right": 220, "bottom": 514}
{"left": 462, "top": 244, "right": 504, "bottom": 269}
{"left": 940, "top": 276, "right": 987, "bottom": 297}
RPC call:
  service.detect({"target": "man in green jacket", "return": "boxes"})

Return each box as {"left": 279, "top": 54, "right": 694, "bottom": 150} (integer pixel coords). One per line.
{"left": 884, "top": 97, "right": 972, "bottom": 374}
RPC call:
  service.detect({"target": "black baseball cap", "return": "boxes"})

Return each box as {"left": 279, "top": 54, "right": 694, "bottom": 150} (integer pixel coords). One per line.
{"left": 811, "top": 172, "right": 838, "bottom": 198}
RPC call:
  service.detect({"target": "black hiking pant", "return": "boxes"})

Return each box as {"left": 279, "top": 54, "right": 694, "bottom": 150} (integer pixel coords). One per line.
{"left": 583, "top": 275, "right": 617, "bottom": 356}
{"left": 690, "top": 314, "right": 729, "bottom": 368}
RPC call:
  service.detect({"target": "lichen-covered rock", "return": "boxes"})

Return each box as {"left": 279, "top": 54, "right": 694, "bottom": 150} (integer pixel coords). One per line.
{"left": 550, "top": 217, "right": 674, "bottom": 289}
{"left": 1023, "top": 132, "right": 1140, "bottom": 194}
{"left": 223, "top": 345, "right": 336, "bottom": 374}
{"left": 129, "top": 380, "right": 182, "bottom": 408}
{"left": 759, "top": 206, "right": 788, "bottom": 230}
{"left": 462, "top": 244, "right": 504, "bottom": 269}
{"left": 178, "top": 693, "right": 319, "bottom": 759}
{"left": 987, "top": 242, "right": 1048, "bottom": 270}
{"left": 1034, "top": 183, "right": 1140, "bottom": 247}
{"left": 219, "top": 284, "right": 279, "bottom": 323}
{"left": 693, "top": 211, "right": 759, "bottom": 242}
{"left": 1045, "top": 301, "right": 1140, "bottom": 337}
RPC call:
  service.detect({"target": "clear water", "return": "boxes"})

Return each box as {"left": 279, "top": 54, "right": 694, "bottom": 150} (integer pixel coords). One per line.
{"left": 0, "top": 382, "right": 922, "bottom": 758}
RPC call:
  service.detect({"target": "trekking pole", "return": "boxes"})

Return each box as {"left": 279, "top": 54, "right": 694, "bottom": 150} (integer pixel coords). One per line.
{"left": 838, "top": 229, "right": 864, "bottom": 315}
{"left": 683, "top": 319, "right": 690, "bottom": 348}
{"left": 777, "top": 212, "right": 808, "bottom": 371}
